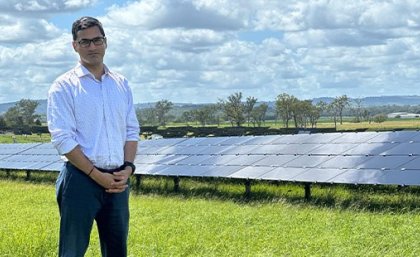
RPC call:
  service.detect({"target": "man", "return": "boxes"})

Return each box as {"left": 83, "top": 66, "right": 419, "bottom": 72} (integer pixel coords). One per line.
{"left": 47, "top": 16, "right": 140, "bottom": 257}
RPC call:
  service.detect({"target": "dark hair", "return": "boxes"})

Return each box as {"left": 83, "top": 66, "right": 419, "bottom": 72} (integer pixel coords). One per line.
{"left": 71, "top": 16, "right": 105, "bottom": 41}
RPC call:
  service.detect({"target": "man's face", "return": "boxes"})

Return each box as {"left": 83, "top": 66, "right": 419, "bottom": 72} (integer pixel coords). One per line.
{"left": 72, "top": 26, "right": 106, "bottom": 68}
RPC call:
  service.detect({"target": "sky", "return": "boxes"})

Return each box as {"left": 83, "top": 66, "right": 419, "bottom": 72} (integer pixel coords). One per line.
{"left": 1, "top": 0, "right": 420, "bottom": 105}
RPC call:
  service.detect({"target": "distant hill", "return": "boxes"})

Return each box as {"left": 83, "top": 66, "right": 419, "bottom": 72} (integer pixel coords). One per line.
{"left": 0, "top": 95, "right": 419, "bottom": 115}
{"left": 312, "top": 95, "right": 420, "bottom": 106}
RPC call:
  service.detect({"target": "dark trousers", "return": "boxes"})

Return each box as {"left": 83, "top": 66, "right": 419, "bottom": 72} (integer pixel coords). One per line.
{"left": 56, "top": 163, "right": 130, "bottom": 257}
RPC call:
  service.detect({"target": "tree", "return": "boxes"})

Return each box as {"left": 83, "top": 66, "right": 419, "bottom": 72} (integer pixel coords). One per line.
{"left": 0, "top": 115, "right": 6, "bottom": 129}
{"left": 3, "top": 99, "right": 39, "bottom": 127}
{"left": 244, "top": 96, "right": 257, "bottom": 126}
{"left": 250, "top": 103, "right": 268, "bottom": 127}
{"left": 181, "top": 110, "right": 195, "bottom": 125}
{"left": 351, "top": 98, "right": 364, "bottom": 123}
{"left": 275, "top": 93, "right": 297, "bottom": 128}
{"left": 136, "top": 107, "right": 156, "bottom": 126}
{"left": 308, "top": 103, "right": 321, "bottom": 128}
{"left": 192, "top": 104, "right": 220, "bottom": 126}
{"left": 155, "top": 100, "right": 173, "bottom": 127}
{"left": 219, "top": 92, "right": 245, "bottom": 127}
{"left": 332, "top": 95, "right": 349, "bottom": 125}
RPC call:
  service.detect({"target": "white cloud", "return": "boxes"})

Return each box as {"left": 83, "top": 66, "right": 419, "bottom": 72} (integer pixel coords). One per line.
{"left": 1, "top": 0, "right": 420, "bottom": 104}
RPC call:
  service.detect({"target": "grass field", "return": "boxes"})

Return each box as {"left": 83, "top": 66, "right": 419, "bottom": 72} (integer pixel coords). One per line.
{"left": 1, "top": 172, "right": 420, "bottom": 257}
{"left": 1, "top": 121, "right": 420, "bottom": 256}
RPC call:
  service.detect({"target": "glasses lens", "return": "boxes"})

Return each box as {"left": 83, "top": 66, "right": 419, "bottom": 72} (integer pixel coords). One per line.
{"left": 92, "top": 37, "right": 105, "bottom": 46}
{"left": 78, "top": 39, "right": 91, "bottom": 47}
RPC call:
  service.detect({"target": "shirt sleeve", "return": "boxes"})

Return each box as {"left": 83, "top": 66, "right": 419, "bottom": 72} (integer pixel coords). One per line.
{"left": 47, "top": 81, "right": 79, "bottom": 155}
{"left": 125, "top": 80, "right": 140, "bottom": 141}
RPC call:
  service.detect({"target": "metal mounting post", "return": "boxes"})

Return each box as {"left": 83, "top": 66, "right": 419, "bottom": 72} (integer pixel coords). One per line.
{"left": 245, "top": 179, "right": 251, "bottom": 197}
{"left": 174, "top": 177, "right": 180, "bottom": 192}
{"left": 304, "top": 183, "right": 311, "bottom": 201}
{"left": 135, "top": 174, "right": 142, "bottom": 191}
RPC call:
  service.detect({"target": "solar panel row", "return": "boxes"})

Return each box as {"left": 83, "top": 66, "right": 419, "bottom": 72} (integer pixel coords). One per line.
{"left": 0, "top": 131, "right": 420, "bottom": 187}
{"left": 133, "top": 131, "right": 420, "bottom": 186}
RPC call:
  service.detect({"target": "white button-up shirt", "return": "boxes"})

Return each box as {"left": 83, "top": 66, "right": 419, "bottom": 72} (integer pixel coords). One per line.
{"left": 47, "top": 63, "right": 140, "bottom": 169}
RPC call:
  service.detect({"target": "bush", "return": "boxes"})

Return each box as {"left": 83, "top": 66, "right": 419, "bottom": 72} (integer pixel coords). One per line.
{"left": 373, "top": 114, "right": 387, "bottom": 123}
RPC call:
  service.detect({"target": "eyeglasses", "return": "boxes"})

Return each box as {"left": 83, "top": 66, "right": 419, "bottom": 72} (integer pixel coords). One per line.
{"left": 77, "top": 37, "right": 106, "bottom": 48}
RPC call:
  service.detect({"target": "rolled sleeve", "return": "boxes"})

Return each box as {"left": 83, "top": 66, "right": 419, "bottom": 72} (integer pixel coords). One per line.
{"left": 47, "top": 81, "right": 79, "bottom": 155}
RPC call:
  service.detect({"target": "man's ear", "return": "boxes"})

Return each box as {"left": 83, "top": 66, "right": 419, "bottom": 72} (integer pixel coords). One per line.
{"left": 72, "top": 41, "right": 78, "bottom": 52}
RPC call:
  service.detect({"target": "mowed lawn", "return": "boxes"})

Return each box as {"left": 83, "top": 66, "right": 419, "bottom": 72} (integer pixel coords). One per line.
{"left": 1, "top": 177, "right": 420, "bottom": 256}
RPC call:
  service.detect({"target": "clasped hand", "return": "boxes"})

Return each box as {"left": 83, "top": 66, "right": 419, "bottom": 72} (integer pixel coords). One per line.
{"left": 94, "top": 168, "right": 131, "bottom": 193}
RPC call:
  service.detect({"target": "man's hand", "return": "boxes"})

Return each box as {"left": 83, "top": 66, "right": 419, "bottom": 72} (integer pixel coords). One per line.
{"left": 107, "top": 168, "right": 132, "bottom": 193}
{"left": 90, "top": 168, "right": 130, "bottom": 193}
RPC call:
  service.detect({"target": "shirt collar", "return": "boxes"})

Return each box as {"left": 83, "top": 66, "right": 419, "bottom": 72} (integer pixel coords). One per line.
{"left": 74, "top": 62, "right": 110, "bottom": 78}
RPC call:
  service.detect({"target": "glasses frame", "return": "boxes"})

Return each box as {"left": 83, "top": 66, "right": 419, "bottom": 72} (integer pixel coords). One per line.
{"left": 77, "top": 36, "right": 106, "bottom": 48}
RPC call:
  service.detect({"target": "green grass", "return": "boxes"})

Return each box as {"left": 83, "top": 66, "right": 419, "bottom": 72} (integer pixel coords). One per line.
{"left": 2, "top": 172, "right": 420, "bottom": 256}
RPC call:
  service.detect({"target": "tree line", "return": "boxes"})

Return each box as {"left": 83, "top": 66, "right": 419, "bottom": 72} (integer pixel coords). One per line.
{"left": 0, "top": 94, "right": 417, "bottom": 133}
{"left": 136, "top": 92, "right": 398, "bottom": 129}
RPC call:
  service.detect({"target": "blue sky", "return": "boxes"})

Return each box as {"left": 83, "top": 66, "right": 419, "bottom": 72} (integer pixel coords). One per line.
{"left": 0, "top": 0, "right": 420, "bottom": 104}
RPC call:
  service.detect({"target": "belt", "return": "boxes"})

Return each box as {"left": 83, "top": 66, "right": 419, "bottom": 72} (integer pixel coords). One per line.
{"left": 66, "top": 162, "right": 122, "bottom": 174}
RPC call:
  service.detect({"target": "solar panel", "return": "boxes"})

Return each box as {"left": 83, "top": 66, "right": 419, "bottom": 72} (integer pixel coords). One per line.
{"left": 381, "top": 142, "right": 420, "bottom": 156}
{"left": 371, "top": 170, "right": 420, "bottom": 186}
{"left": 272, "top": 133, "right": 343, "bottom": 144}
{"left": 319, "top": 155, "right": 373, "bottom": 169}
{"left": 257, "top": 167, "right": 309, "bottom": 181}
{"left": 2, "top": 131, "right": 420, "bottom": 195}
{"left": 367, "top": 131, "right": 418, "bottom": 143}
{"left": 399, "top": 157, "right": 420, "bottom": 170}
{"left": 269, "top": 134, "right": 308, "bottom": 144}
{"left": 284, "top": 155, "right": 334, "bottom": 168}
{"left": 356, "top": 156, "right": 416, "bottom": 170}
{"left": 40, "top": 161, "right": 64, "bottom": 171}
{"left": 199, "top": 165, "right": 245, "bottom": 178}
{"left": 252, "top": 155, "right": 299, "bottom": 167}
{"left": 309, "top": 143, "right": 359, "bottom": 155}
{"left": 198, "top": 155, "right": 243, "bottom": 166}
{"left": 328, "top": 169, "right": 389, "bottom": 185}
{"left": 340, "top": 142, "right": 397, "bottom": 156}
{"left": 243, "top": 135, "right": 281, "bottom": 145}
{"left": 224, "top": 155, "right": 267, "bottom": 166}
{"left": 330, "top": 132, "right": 380, "bottom": 143}
{"left": 290, "top": 168, "right": 348, "bottom": 183}
{"left": 218, "top": 145, "right": 260, "bottom": 155}
{"left": 228, "top": 166, "right": 275, "bottom": 179}
{"left": 155, "top": 165, "right": 206, "bottom": 177}
{"left": 175, "top": 155, "right": 213, "bottom": 165}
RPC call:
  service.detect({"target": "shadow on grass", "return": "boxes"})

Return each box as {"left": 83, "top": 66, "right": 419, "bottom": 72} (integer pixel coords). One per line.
{"left": 132, "top": 176, "right": 420, "bottom": 213}
{"left": 2, "top": 170, "right": 420, "bottom": 213}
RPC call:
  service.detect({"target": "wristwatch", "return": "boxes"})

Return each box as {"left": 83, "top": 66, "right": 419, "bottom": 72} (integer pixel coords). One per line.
{"left": 121, "top": 161, "right": 136, "bottom": 175}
